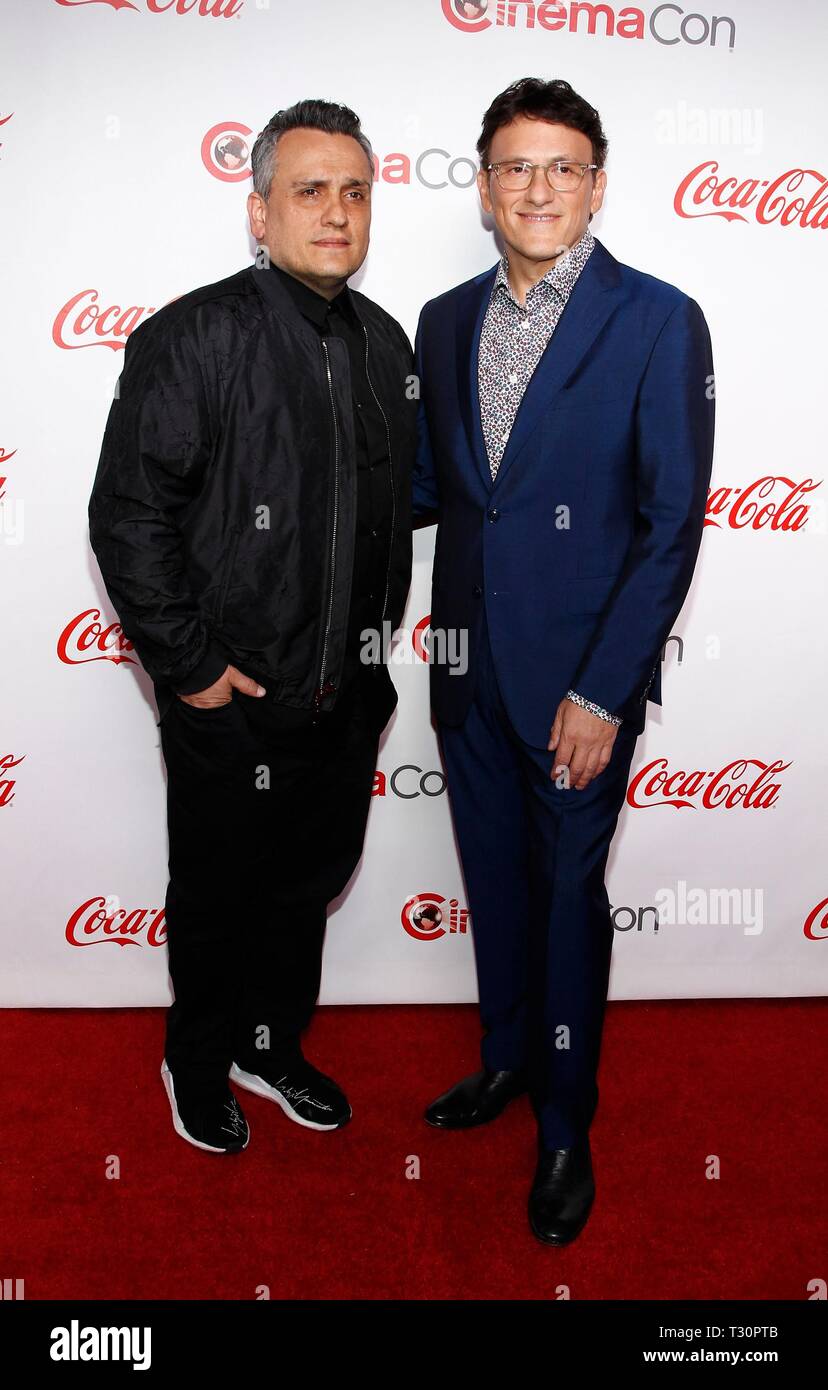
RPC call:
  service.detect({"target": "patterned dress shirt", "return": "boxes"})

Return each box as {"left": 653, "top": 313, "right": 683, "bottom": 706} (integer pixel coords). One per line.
{"left": 477, "top": 225, "right": 622, "bottom": 728}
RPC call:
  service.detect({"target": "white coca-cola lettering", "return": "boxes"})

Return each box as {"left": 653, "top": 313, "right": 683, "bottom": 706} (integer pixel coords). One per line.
{"left": 627, "top": 758, "right": 790, "bottom": 810}
{"left": 57, "top": 610, "right": 136, "bottom": 666}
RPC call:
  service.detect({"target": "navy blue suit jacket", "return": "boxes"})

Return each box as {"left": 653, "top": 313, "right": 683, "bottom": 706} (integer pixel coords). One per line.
{"left": 413, "top": 236, "right": 715, "bottom": 745}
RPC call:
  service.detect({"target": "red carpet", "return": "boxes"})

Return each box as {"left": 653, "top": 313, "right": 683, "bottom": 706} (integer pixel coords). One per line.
{"left": 1, "top": 1000, "right": 825, "bottom": 1300}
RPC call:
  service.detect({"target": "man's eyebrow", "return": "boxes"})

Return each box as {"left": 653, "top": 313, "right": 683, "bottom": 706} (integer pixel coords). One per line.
{"left": 290, "top": 176, "right": 372, "bottom": 189}
{"left": 493, "top": 153, "right": 583, "bottom": 163}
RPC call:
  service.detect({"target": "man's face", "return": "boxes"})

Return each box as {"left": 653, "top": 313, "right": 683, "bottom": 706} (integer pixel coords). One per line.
{"left": 477, "top": 115, "right": 606, "bottom": 269}
{"left": 247, "top": 127, "right": 373, "bottom": 296}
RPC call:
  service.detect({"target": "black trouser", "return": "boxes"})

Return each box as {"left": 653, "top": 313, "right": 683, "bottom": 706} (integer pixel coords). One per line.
{"left": 158, "top": 673, "right": 381, "bottom": 1085}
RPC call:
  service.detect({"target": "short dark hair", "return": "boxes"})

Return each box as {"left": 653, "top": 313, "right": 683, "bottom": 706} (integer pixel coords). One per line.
{"left": 250, "top": 98, "right": 374, "bottom": 201}
{"left": 476, "top": 77, "right": 608, "bottom": 171}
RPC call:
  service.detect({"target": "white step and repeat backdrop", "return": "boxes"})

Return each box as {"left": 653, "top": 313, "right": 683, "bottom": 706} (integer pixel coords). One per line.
{"left": 1, "top": 0, "right": 826, "bottom": 1007}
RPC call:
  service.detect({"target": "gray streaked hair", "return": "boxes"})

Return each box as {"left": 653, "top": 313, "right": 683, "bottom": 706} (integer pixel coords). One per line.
{"left": 250, "top": 98, "right": 374, "bottom": 201}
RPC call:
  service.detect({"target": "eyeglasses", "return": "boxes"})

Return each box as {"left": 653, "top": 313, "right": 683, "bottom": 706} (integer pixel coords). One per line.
{"left": 486, "top": 159, "right": 598, "bottom": 192}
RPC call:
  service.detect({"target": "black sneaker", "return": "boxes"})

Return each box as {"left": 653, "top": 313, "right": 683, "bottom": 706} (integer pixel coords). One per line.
{"left": 229, "top": 1056, "right": 351, "bottom": 1130}
{"left": 161, "top": 1059, "right": 250, "bottom": 1153}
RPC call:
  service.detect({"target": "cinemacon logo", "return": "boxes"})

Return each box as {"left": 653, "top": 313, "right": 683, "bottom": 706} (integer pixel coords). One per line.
{"left": 441, "top": 0, "right": 736, "bottom": 48}
{"left": 374, "top": 767, "right": 446, "bottom": 799}
{"left": 202, "top": 121, "right": 482, "bottom": 191}
{"left": 402, "top": 893, "right": 470, "bottom": 941}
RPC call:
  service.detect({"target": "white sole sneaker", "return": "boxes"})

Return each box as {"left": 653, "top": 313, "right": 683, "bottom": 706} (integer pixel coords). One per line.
{"left": 229, "top": 1062, "right": 349, "bottom": 1131}
{"left": 161, "top": 1060, "right": 250, "bottom": 1153}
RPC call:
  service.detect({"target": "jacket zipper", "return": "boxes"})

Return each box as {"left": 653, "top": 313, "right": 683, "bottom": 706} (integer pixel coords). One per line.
{"left": 315, "top": 338, "right": 340, "bottom": 719}
{"left": 362, "top": 323, "right": 396, "bottom": 632}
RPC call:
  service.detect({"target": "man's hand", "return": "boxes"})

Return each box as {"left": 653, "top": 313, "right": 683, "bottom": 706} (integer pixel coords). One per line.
{"left": 177, "top": 664, "right": 266, "bottom": 709}
{"left": 548, "top": 697, "right": 619, "bottom": 790}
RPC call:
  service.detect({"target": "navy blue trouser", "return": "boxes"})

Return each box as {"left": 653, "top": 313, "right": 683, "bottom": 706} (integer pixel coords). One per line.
{"left": 437, "top": 612, "right": 641, "bottom": 1149}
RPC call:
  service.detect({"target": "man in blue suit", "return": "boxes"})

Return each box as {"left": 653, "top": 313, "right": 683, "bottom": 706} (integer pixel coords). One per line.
{"left": 413, "top": 78, "right": 715, "bottom": 1244}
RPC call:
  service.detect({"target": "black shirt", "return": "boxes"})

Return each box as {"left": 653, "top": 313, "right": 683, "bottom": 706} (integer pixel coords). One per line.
{"left": 233, "top": 262, "right": 394, "bottom": 729}
{"left": 270, "top": 263, "right": 393, "bottom": 681}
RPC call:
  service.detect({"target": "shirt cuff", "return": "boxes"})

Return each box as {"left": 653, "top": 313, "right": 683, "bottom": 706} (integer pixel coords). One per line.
{"left": 565, "top": 689, "right": 623, "bottom": 726}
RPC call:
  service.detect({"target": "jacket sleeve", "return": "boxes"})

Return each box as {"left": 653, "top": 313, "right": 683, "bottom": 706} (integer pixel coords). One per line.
{"left": 570, "top": 295, "right": 715, "bottom": 720}
{"left": 412, "top": 305, "right": 440, "bottom": 515}
{"left": 87, "top": 318, "right": 230, "bottom": 695}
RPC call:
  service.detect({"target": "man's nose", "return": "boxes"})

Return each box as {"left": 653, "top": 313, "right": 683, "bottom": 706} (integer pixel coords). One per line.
{"left": 321, "top": 199, "right": 349, "bottom": 224}
{"left": 525, "top": 168, "right": 557, "bottom": 205}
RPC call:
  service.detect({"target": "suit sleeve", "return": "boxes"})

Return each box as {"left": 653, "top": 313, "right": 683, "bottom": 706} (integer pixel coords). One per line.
{"left": 87, "top": 320, "right": 230, "bottom": 694}
{"left": 412, "top": 305, "right": 440, "bottom": 515}
{"left": 570, "top": 295, "right": 715, "bottom": 720}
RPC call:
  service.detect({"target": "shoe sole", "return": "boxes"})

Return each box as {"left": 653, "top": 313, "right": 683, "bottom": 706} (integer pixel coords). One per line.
{"left": 425, "top": 1109, "right": 505, "bottom": 1129}
{"left": 161, "top": 1061, "right": 249, "bottom": 1154}
{"left": 229, "top": 1063, "right": 351, "bottom": 1131}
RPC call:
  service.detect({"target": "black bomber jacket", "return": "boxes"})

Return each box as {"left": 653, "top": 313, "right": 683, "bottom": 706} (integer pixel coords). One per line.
{"left": 88, "top": 261, "right": 416, "bottom": 720}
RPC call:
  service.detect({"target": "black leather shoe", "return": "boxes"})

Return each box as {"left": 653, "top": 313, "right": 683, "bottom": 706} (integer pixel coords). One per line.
{"left": 528, "top": 1138, "right": 595, "bottom": 1245}
{"left": 424, "top": 1068, "right": 528, "bottom": 1129}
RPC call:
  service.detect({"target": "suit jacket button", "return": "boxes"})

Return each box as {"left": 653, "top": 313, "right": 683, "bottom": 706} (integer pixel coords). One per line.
{"left": 487, "top": 508, "right": 500, "bottom": 523}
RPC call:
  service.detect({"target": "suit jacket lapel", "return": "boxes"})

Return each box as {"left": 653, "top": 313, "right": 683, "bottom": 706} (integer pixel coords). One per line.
{"left": 494, "top": 239, "right": 622, "bottom": 490}
{"left": 455, "top": 265, "right": 497, "bottom": 491}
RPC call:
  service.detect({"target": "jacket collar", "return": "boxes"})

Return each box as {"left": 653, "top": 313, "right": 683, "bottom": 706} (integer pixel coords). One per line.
{"left": 268, "top": 260, "right": 360, "bottom": 330}
{"left": 248, "top": 256, "right": 364, "bottom": 347}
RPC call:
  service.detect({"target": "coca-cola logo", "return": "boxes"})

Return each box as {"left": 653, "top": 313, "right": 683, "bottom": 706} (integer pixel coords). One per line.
{"left": 0, "top": 444, "right": 16, "bottom": 502}
{"left": 675, "top": 162, "right": 828, "bottom": 229}
{"left": 401, "top": 892, "right": 470, "bottom": 941}
{"left": 201, "top": 121, "right": 252, "bottom": 182}
{"left": 57, "top": 610, "right": 136, "bottom": 667}
{"left": 804, "top": 899, "right": 828, "bottom": 942}
{"left": 66, "top": 897, "right": 167, "bottom": 949}
{"left": 0, "top": 753, "right": 25, "bottom": 808}
{"left": 0, "top": 111, "right": 12, "bottom": 158}
{"left": 627, "top": 758, "right": 790, "bottom": 810}
{"left": 705, "top": 477, "right": 821, "bottom": 530}
{"left": 55, "top": 0, "right": 243, "bottom": 16}
{"left": 52, "top": 290, "right": 165, "bottom": 352}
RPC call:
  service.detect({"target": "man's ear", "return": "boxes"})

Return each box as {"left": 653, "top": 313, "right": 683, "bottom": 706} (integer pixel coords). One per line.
{"left": 477, "top": 167, "right": 493, "bottom": 215}
{"left": 247, "top": 190, "right": 265, "bottom": 239}
{"left": 589, "top": 168, "right": 607, "bottom": 218}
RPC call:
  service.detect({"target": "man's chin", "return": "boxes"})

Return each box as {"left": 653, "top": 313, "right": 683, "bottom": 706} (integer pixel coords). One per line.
{"left": 507, "top": 238, "right": 573, "bottom": 266}
{"left": 306, "top": 256, "right": 363, "bottom": 285}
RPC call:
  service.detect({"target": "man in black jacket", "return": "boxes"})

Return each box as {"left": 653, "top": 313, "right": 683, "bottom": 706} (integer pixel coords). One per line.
{"left": 88, "top": 99, "right": 415, "bottom": 1154}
